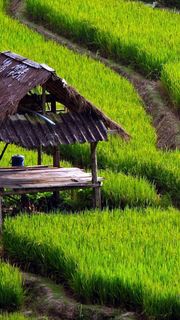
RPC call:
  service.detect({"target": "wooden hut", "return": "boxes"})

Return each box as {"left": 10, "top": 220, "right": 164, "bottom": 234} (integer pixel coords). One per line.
{"left": 0, "top": 51, "right": 129, "bottom": 223}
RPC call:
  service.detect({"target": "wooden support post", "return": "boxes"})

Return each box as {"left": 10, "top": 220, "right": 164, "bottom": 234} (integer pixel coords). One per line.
{"left": 0, "top": 197, "right": 2, "bottom": 232}
{"left": 37, "top": 85, "right": 46, "bottom": 166}
{"left": 53, "top": 146, "right": 60, "bottom": 203}
{"left": 51, "top": 98, "right": 56, "bottom": 113}
{"left": 42, "top": 85, "right": 46, "bottom": 115}
{"left": 53, "top": 146, "right": 60, "bottom": 168}
{"left": 51, "top": 98, "right": 59, "bottom": 203}
{"left": 37, "top": 145, "right": 42, "bottom": 165}
{"left": 90, "top": 142, "right": 101, "bottom": 209}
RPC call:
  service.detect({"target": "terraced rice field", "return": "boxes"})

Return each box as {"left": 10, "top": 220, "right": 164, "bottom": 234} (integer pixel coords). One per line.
{"left": 0, "top": 261, "right": 23, "bottom": 310}
{"left": 161, "top": 62, "right": 180, "bottom": 108}
{"left": 0, "top": 1, "right": 179, "bottom": 317}
{"left": 0, "top": 314, "right": 27, "bottom": 320}
{"left": 25, "top": 0, "right": 180, "bottom": 107}
{"left": 0, "top": 1, "right": 179, "bottom": 205}
{"left": 3, "top": 208, "right": 180, "bottom": 319}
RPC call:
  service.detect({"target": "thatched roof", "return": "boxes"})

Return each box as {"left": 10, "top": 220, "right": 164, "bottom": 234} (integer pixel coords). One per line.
{"left": 0, "top": 112, "right": 108, "bottom": 148}
{"left": 0, "top": 51, "right": 130, "bottom": 141}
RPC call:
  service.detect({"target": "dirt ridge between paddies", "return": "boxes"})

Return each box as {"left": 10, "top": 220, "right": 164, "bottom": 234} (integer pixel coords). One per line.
{"left": 7, "top": 0, "right": 180, "bottom": 150}
{"left": 21, "top": 272, "right": 137, "bottom": 320}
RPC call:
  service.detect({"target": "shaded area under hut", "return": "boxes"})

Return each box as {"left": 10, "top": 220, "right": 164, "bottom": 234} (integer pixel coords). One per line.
{"left": 0, "top": 51, "right": 129, "bottom": 225}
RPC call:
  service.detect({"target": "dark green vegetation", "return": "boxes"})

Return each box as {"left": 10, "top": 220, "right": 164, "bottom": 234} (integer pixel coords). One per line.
{"left": 3, "top": 208, "right": 180, "bottom": 319}
{"left": 0, "top": 262, "right": 23, "bottom": 310}
{"left": 158, "top": 0, "right": 180, "bottom": 9}
{"left": 140, "top": 0, "right": 180, "bottom": 9}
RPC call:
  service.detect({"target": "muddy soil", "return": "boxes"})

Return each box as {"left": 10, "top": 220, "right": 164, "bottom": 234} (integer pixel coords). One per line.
{"left": 21, "top": 273, "right": 137, "bottom": 320}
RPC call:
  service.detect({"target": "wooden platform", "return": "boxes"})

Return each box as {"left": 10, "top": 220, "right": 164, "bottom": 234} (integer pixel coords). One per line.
{"left": 0, "top": 166, "right": 103, "bottom": 195}
{"left": 0, "top": 165, "right": 103, "bottom": 228}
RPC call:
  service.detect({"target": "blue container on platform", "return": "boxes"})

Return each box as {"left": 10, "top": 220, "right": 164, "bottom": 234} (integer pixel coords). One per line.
{"left": 12, "top": 155, "right": 25, "bottom": 167}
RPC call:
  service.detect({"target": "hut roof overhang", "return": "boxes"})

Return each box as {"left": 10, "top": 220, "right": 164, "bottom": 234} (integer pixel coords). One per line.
{"left": 0, "top": 51, "right": 130, "bottom": 148}
{"left": 0, "top": 112, "right": 108, "bottom": 149}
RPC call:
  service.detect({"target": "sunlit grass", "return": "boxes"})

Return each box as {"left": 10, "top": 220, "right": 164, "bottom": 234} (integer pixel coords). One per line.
{"left": 0, "top": 3, "right": 179, "bottom": 204}
{"left": 0, "top": 314, "right": 27, "bottom": 320}
{"left": 25, "top": 0, "right": 180, "bottom": 76}
{"left": 3, "top": 208, "right": 180, "bottom": 318}
{"left": 25, "top": 0, "right": 180, "bottom": 107}
{"left": 0, "top": 262, "right": 23, "bottom": 310}
{"left": 161, "top": 62, "right": 180, "bottom": 108}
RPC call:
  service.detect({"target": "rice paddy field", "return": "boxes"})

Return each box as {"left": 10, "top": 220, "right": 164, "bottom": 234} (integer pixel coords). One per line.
{"left": 0, "top": 0, "right": 180, "bottom": 318}
{"left": 0, "top": 1, "right": 179, "bottom": 205}
{"left": 0, "top": 314, "right": 27, "bottom": 320}
{"left": 0, "top": 262, "right": 23, "bottom": 310}
{"left": 161, "top": 62, "right": 180, "bottom": 108}
{"left": 25, "top": 0, "right": 180, "bottom": 106}
{"left": 3, "top": 208, "right": 180, "bottom": 319}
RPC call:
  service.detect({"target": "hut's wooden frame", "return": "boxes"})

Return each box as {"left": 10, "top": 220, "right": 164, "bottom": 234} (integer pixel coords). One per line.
{"left": 0, "top": 163, "right": 102, "bottom": 230}
{"left": 0, "top": 97, "right": 102, "bottom": 229}
{"left": 0, "top": 51, "right": 130, "bottom": 228}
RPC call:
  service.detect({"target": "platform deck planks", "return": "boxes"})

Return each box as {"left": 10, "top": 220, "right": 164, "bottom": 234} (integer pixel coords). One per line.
{"left": 0, "top": 166, "right": 103, "bottom": 229}
{"left": 0, "top": 166, "right": 103, "bottom": 195}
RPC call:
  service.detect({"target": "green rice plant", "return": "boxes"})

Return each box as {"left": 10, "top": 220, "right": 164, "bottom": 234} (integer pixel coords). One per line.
{"left": 0, "top": 262, "right": 23, "bottom": 310}
{"left": 0, "top": 4, "right": 179, "bottom": 205}
{"left": 3, "top": 208, "right": 180, "bottom": 318}
{"left": 161, "top": 62, "right": 180, "bottom": 108}
{"left": 0, "top": 143, "right": 52, "bottom": 167}
{"left": 0, "top": 142, "right": 71, "bottom": 168}
{"left": 60, "top": 143, "right": 180, "bottom": 204}
{"left": 25, "top": 0, "right": 180, "bottom": 104}
{"left": 25, "top": 0, "right": 180, "bottom": 77}
{"left": 0, "top": 314, "right": 27, "bottom": 320}
{"left": 133, "top": 0, "right": 180, "bottom": 8}
{"left": 101, "top": 170, "right": 161, "bottom": 208}
{"left": 76, "top": 170, "right": 162, "bottom": 209}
